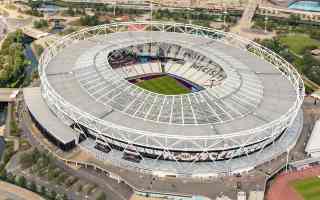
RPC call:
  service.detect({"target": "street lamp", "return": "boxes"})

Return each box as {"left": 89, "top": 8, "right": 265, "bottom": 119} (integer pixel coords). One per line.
{"left": 150, "top": 1, "right": 153, "bottom": 22}
{"left": 223, "top": 9, "right": 228, "bottom": 31}
{"left": 113, "top": 0, "right": 117, "bottom": 17}
{"left": 150, "top": 1, "right": 153, "bottom": 43}
{"left": 264, "top": 15, "right": 269, "bottom": 33}
{"left": 286, "top": 148, "right": 290, "bottom": 172}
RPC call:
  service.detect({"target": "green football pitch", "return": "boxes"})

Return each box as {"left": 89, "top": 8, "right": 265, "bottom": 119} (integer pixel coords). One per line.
{"left": 136, "top": 75, "right": 190, "bottom": 95}
{"left": 291, "top": 177, "right": 320, "bottom": 200}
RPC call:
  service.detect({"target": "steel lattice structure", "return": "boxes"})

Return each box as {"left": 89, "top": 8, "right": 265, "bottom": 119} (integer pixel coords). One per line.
{"left": 38, "top": 21, "right": 304, "bottom": 175}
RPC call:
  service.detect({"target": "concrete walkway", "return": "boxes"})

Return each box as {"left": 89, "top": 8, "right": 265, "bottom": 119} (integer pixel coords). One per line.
{"left": 0, "top": 181, "right": 45, "bottom": 200}
{"left": 231, "top": 0, "right": 258, "bottom": 33}
{"left": 19, "top": 108, "right": 133, "bottom": 200}
{"left": 230, "top": 0, "right": 275, "bottom": 40}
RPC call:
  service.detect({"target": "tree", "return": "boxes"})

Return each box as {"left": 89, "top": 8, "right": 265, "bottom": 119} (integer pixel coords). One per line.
{"left": 10, "top": 120, "right": 20, "bottom": 136}
{"left": 6, "top": 172, "right": 15, "bottom": 183}
{"left": 32, "top": 148, "right": 41, "bottom": 161}
{"left": 66, "top": 7, "right": 75, "bottom": 16}
{"left": 79, "top": 14, "right": 100, "bottom": 26}
{"left": 301, "top": 53, "right": 320, "bottom": 85}
{"left": 40, "top": 185, "right": 46, "bottom": 196}
{"left": 77, "top": 184, "right": 83, "bottom": 192}
{"left": 49, "top": 190, "right": 57, "bottom": 200}
{"left": 61, "top": 194, "right": 68, "bottom": 200}
{"left": 311, "top": 31, "right": 320, "bottom": 40}
{"left": 279, "top": 49, "right": 295, "bottom": 64}
{"left": 47, "top": 168, "right": 57, "bottom": 181}
{"left": 0, "top": 167, "right": 7, "bottom": 180}
{"left": 0, "top": 30, "right": 28, "bottom": 88}
{"left": 20, "top": 152, "right": 34, "bottom": 169}
{"left": 32, "top": 43, "right": 43, "bottom": 58}
{"left": 25, "top": 9, "right": 43, "bottom": 17}
{"left": 16, "top": 176, "right": 26, "bottom": 187}
{"left": 28, "top": 0, "right": 42, "bottom": 10}
{"left": 30, "top": 181, "right": 37, "bottom": 192}
{"left": 96, "top": 192, "right": 106, "bottom": 200}
{"left": 259, "top": 38, "right": 283, "bottom": 54}
{"left": 288, "top": 14, "right": 300, "bottom": 26}
{"left": 33, "top": 19, "right": 49, "bottom": 29}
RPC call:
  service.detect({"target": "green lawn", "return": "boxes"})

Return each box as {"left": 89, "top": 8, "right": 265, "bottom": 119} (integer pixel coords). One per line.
{"left": 279, "top": 34, "right": 320, "bottom": 55}
{"left": 291, "top": 177, "right": 320, "bottom": 200}
{"left": 136, "top": 75, "right": 190, "bottom": 95}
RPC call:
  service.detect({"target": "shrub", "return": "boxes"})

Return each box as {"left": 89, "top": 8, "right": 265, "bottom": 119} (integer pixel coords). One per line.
{"left": 33, "top": 19, "right": 49, "bottom": 29}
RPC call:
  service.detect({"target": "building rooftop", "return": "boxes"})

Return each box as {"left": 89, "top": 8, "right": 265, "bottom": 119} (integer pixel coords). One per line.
{"left": 23, "top": 87, "right": 76, "bottom": 144}
{"left": 44, "top": 31, "right": 296, "bottom": 143}
{"left": 306, "top": 119, "right": 320, "bottom": 156}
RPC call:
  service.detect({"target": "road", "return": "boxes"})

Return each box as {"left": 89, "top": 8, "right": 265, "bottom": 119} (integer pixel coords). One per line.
{"left": 0, "top": 15, "right": 7, "bottom": 36}
{"left": 0, "top": 15, "right": 8, "bottom": 48}
{"left": 0, "top": 181, "right": 45, "bottom": 200}
{"left": 17, "top": 105, "right": 133, "bottom": 200}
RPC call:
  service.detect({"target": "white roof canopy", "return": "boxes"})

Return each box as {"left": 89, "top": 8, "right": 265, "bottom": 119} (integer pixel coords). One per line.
{"left": 306, "top": 120, "right": 320, "bottom": 157}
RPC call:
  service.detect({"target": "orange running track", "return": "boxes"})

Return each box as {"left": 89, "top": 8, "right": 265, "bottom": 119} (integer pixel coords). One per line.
{"left": 267, "top": 165, "right": 320, "bottom": 200}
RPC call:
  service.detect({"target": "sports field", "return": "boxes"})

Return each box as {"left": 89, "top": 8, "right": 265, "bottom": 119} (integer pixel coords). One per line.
{"left": 279, "top": 33, "right": 320, "bottom": 55}
{"left": 136, "top": 75, "right": 190, "bottom": 95}
{"left": 291, "top": 177, "right": 320, "bottom": 200}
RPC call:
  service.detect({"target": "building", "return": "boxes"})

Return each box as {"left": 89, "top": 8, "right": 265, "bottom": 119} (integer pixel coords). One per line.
{"left": 24, "top": 21, "right": 304, "bottom": 178}
{"left": 305, "top": 120, "right": 320, "bottom": 158}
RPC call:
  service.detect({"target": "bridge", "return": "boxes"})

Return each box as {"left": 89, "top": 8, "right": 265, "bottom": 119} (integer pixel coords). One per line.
{"left": 0, "top": 88, "right": 19, "bottom": 138}
{"left": 233, "top": 0, "right": 259, "bottom": 32}
{"left": 47, "top": 18, "right": 67, "bottom": 23}
{"left": 0, "top": 88, "right": 19, "bottom": 102}
{"left": 35, "top": 34, "right": 61, "bottom": 48}
{"left": 238, "top": 0, "right": 259, "bottom": 29}
{"left": 230, "top": 0, "right": 267, "bottom": 39}
{"left": 22, "top": 27, "right": 50, "bottom": 39}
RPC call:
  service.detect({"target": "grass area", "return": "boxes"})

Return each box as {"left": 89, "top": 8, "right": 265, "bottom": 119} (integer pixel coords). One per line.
{"left": 291, "top": 177, "right": 320, "bottom": 200}
{"left": 279, "top": 34, "right": 320, "bottom": 55}
{"left": 4, "top": 4, "right": 16, "bottom": 10}
{"left": 136, "top": 75, "right": 190, "bottom": 95}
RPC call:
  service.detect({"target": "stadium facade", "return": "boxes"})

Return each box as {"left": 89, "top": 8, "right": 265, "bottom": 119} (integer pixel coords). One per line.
{"left": 24, "top": 21, "right": 304, "bottom": 177}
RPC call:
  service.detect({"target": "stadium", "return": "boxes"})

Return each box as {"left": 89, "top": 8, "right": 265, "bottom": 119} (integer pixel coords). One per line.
{"left": 24, "top": 21, "right": 304, "bottom": 177}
